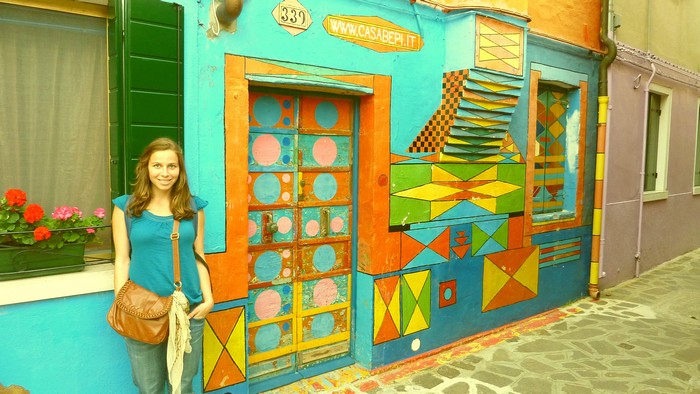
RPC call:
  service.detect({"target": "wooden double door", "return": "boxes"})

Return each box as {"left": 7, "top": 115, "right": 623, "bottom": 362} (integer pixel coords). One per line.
{"left": 246, "top": 90, "right": 355, "bottom": 382}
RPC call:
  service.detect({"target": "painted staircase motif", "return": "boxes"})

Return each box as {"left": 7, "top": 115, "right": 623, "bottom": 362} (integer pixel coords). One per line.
{"left": 408, "top": 68, "right": 524, "bottom": 164}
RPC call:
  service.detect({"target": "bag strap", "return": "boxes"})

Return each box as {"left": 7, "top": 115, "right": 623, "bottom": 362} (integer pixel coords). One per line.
{"left": 172, "top": 220, "right": 182, "bottom": 290}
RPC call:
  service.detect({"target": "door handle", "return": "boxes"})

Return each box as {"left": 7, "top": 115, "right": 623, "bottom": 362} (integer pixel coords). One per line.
{"left": 298, "top": 173, "right": 304, "bottom": 200}
{"left": 262, "top": 212, "right": 277, "bottom": 244}
{"left": 320, "top": 207, "right": 330, "bottom": 237}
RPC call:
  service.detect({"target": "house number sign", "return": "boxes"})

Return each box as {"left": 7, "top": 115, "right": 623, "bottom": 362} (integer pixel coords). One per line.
{"left": 272, "top": 0, "right": 311, "bottom": 36}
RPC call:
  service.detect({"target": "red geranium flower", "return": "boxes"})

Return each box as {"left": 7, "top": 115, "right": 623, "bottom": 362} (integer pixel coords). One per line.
{"left": 5, "top": 189, "right": 27, "bottom": 207}
{"left": 23, "top": 204, "right": 45, "bottom": 224}
{"left": 33, "top": 226, "right": 51, "bottom": 241}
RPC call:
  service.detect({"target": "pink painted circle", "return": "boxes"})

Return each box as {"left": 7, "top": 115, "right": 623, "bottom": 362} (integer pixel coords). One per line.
{"left": 252, "top": 134, "right": 281, "bottom": 166}
{"left": 305, "top": 220, "right": 320, "bottom": 237}
{"left": 281, "top": 192, "right": 291, "bottom": 202}
{"left": 247, "top": 253, "right": 252, "bottom": 262}
{"left": 248, "top": 219, "right": 257, "bottom": 238}
{"left": 283, "top": 268, "right": 291, "bottom": 277}
{"left": 312, "top": 137, "right": 338, "bottom": 166}
{"left": 282, "top": 249, "right": 291, "bottom": 258}
{"left": 330, "top": 217, "right": 344, "bottom": 233}
{"left": 254, "top": 289, "right": 282, "bottom": 320}
{"left": 313, "top": 278, "right": 338, "bottom": 307}
{"left": 277, "top": 216, "right": 292, "bottom": 234}
{"left": 282, "top": 173, "right": 291, "bottom": 183}
{"left": 247, "top": 174, "right": 252, "bottom": 184}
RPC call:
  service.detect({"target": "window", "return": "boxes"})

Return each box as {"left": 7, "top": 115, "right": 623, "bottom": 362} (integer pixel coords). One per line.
{"left": 0, "top": 3, "right": 110, "bottom": 242}
{"left": 532, "top": 82, "right": 582, "bottom": 221}
{"left": 534, "top": 84, "right": 570, "bottom": 215}
{"left": 693, "top": 99, "right": 700, "bottom": 193}
{"left": 525, "top": 66, "right": 587, "bottom": 234}
{"left": 643, "top": 84, "right": 672, "bottom": 200}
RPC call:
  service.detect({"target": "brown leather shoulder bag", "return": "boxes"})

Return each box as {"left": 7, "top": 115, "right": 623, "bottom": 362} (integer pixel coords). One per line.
{"left": 107, "top": 220, "right": 181, "bottom": 344}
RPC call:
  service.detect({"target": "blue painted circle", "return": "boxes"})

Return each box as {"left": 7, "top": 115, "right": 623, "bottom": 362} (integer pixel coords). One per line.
{"left": 253, "top": 174, "right": 281, "bottom": 204}
{"left": 282, "top": 303, "right": 291, "bottom": 313}
{"left": 312, "top": 245, "right": 336, "bottom": 273}
{"left": 282, "top": 321, "right": 290, "bottom": 331}
{"left": 282, "top": 285, "right": 292, "bottom": 295}
{"left": 311, "top": 312, "right": 335, "bottom": 338}
{"left": 254, "top": 251, "right": 282, "bottom": 282}
{"left": 282, "top": 155, "right": 291, "bottom": 164}
{"left": 283, "top": 117, "right": 292, "bottom": 126}
{"left": 254, "top": 96, "right": 282, "bottom": 127}
{"left": 444, "top": 287, "right": 453, "bottom": 301}
{"left": 315, "top": 101, "right": 339, "bottom": 129}
{"left": 282, "top": 137, "right": 291, "bottom": 146}
{"left": 254, "top": 324, "right": 281, "bottom": 352}
{"left": 313, "top": 173, "right": 337, "bottom": 201}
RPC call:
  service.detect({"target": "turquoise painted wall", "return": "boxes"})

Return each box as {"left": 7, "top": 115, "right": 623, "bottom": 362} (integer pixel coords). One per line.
{"left": 0, "top": 293, "right": 135, "bottom": 393}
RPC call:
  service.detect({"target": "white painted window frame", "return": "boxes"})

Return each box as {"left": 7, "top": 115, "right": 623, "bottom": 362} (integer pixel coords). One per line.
{"left": 642, "top": 83, "right": 672, "bottom": 202}
{"left": 693, "top": 97, "right": 700, "bottom": 195}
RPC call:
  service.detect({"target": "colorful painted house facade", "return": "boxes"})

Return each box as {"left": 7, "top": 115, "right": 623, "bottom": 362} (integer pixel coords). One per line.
{"left": 596, "top": 0, "right": 700, "bottom": 289}
{"left": 0, "top": 0, "right": 604, "bottom": 393}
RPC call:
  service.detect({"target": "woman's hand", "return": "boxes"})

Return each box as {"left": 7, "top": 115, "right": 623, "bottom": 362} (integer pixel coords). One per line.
{"left": 188, "top": 299, "right": 213, "bottom": 320}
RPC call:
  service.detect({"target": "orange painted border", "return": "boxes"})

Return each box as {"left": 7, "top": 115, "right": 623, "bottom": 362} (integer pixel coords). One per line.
{"left": 358, "top": 76, "right": 401, "bottom": 275}
{"left": 206, "top": 55, "right": 250, "bottom": 302}
{"left": 524, "top": 71, "right": 587, "bottom": 236}
{"left": 209, "top": 56, "right": 397, "bottom": 302}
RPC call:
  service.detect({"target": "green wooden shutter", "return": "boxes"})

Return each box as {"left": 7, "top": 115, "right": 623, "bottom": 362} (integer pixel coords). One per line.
{"left": 108, "top": 0, "right": 184, "bottom": 198}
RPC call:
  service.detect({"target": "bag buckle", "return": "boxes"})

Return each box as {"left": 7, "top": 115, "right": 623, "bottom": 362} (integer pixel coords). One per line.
{"left": 171, "top": 232, "right": 180, "bottom": 240}
{"left": 174, "top": 281, "right": 182, "bottom": 291}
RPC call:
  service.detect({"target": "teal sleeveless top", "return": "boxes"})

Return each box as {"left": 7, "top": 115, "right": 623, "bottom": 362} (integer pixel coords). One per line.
{"left": 113, "top": 195, "right": 208, "bottom": 304}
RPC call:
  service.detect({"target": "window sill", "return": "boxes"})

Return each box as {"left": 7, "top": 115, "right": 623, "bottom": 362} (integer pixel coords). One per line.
{"left": 643, "top": 190, "right": 668, "bottom": 202}
{"left": 532, "top": 211, "right": 576, "bottom": 224}
{"left": 693, "top": 186, "right": 700, "bottom": 195}
{"left": 0, "top": 263, "right": 114, "bottom": 306}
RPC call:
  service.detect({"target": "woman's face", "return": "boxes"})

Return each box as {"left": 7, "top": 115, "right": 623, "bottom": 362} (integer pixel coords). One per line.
{"left": 148, "top": 149, "right": 180, "bottom": 194}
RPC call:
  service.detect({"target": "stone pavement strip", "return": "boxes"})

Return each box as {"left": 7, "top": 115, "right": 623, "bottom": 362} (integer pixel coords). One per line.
{"left": 265, "top": 248, "right": 700, "bottom": 394}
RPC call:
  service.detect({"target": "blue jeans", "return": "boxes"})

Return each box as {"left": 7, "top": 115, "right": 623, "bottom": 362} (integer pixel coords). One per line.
{"left": 124, "top": 317, "right": 205, "bottom": 394}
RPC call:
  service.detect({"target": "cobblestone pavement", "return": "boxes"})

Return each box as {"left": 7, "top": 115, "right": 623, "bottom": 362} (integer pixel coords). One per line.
{"left": 266, "top": 248, "right": 700, "bottom": 394}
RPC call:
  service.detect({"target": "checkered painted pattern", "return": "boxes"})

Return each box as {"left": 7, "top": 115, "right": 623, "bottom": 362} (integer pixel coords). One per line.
{"left": 408, "top": 69, "right": 468, "bottom": 153}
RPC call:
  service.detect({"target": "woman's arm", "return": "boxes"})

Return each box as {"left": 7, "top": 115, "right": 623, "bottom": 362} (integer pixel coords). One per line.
{"left": 112, "top": 206, "right": 131, "bottom": 296}
{"left": 190, "top": 210, "right": 214, "bottom": 319}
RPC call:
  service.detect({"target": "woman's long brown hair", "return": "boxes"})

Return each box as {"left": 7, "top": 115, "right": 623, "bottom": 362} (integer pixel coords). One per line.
{"left": 126, "top": 138, "right": 195, "bottom": 221}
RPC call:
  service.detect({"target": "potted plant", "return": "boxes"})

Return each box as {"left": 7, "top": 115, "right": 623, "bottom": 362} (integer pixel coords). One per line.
{"left": 0, "top": 188, "right": 106, "bottom": 280}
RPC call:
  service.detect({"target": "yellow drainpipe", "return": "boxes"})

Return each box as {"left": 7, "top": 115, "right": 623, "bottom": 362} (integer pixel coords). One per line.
{"left": 590, "top": 0, "right": 616, "bottom": 299}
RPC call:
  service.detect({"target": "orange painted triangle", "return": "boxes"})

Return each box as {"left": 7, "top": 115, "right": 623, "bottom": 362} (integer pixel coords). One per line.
{"left": 374, "top": 309, "right": 401, "bottom": 344}
{"left": 205, "top": 349, "right": 245, "bottom": 391}
{"left": 207, "top": 308, "right": 242, "bottom": 344}
{"left": 391, "top": 153, "right": 413, "bottom": 163}
{"left": 451, "top": 244, "right": 471, "bottom": 259}
{"left": 376, "top": 276, "right": 400, "bottom": 306}
{"left": 487, "top": 246, "right": 537, "bottom": 276}
{"left": 428, "top": 227, "right": 451, "bottom": 259}
{"left": 420, "top": 152, "right": 442, "bottom": 162}
{"left": 401, "top": 233, "right": 426, "bottom": 269}
{"left": 483, "top": 278, "right": 536, "bottom": 312}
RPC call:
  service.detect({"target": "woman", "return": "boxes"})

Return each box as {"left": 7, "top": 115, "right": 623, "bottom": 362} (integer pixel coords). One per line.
{"left": 112, "top": 138, "right": 213, "bottom": 393}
